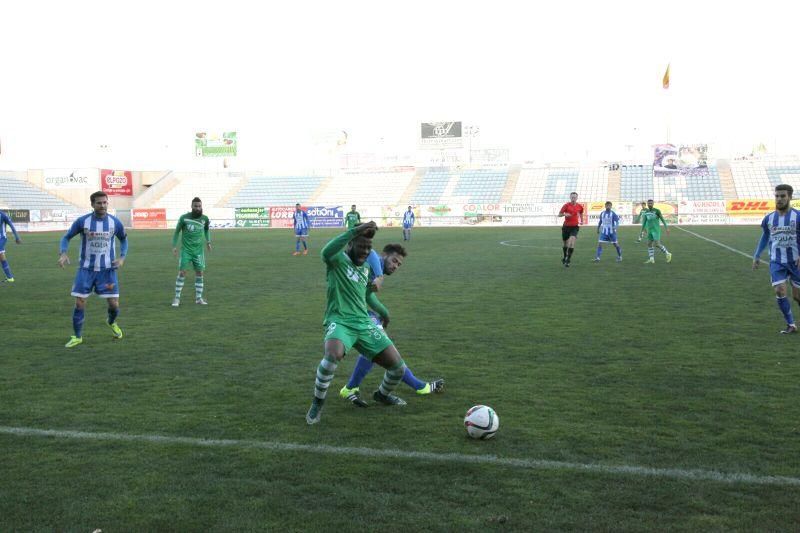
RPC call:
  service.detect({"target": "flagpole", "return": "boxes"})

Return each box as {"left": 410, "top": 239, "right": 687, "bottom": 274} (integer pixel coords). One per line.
{"left": 663, "top": 63, "right": 671, "bottom": 144}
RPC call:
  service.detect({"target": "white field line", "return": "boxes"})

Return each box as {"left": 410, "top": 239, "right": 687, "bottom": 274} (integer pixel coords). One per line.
{"left": 674, "top": 226, "right": 753, "bottom": 259}
{"left": 1, "top": 425, "right": 798, "bottom": 487}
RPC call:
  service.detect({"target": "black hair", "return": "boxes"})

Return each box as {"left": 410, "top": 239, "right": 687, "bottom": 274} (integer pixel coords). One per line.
{"left": 776, "top": 184, "right": 794, "bottom": 197}
{"left": 383, "top": 243, "right": 407, "bottom": 257}
{"left": 90, "top": 191, "right": 108, "bottom": 204}
{"left": 192, "top": 197, "right": 202, "bottom": 204}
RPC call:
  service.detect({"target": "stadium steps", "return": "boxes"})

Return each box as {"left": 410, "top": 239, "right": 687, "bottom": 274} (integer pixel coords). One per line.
{"left": 715, "top": 161, "right": 738, "bottom": 200}
{"left": 398, "top": 167, "right": 427, "bottom": 205}
{"left": 132, "top": 171, "right": 178, "bottom": 208}
{"left": 215, "top": 175, "right": 249, "bottom": 208}
{"left": 308, "top": 176, "right": 333, "bottom": 203}
{"left": 500, "top": 165, "right": 522, "bottom": 202}
{"left": 607, "top": 168, "right": 621, "bottom": 201}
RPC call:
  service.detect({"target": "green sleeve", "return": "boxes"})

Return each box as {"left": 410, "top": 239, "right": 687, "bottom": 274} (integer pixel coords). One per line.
{"left": 172, "top": 216, "right": 183, "bottom": 247}
{"left": 366, "top": 290, "right": 389, "bottom": 319}
{"left": 357, "top": 212, "right": 361, "bottom": 223}
{"left": 657, "top": 209, "right": 667, "bottom": 227}
{"left": 321, "top": 228, "right": 358, "bottom": 264}
{"left": 204, "top": 217, "right": 211, "bottom": 242}
{"left": 640, "top": 214, "right": 647, "bottom": 230}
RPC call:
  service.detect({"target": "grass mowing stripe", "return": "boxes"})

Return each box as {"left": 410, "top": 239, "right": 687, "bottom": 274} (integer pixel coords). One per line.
{"left": 2, "top": 425, "right": 799, "bottom": 487}
{"left": 674, "top": 226, "right": 753, "bottom": 259}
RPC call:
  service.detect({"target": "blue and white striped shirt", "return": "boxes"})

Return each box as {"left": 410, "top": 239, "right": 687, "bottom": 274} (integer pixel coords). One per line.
{"left": 0, "top": 211, "right": 20, "bottom": 241}
{"left": 754, "top": 209, "right": 800, "bottom": 264}
{"left": 598, "top": 210, "right": 619, "bottom": 236}
{"left": 403, "top": 210, "right": 415, "bottom": 227}
{"left": 293, "top": 210, "right": 310, "bottom": 231}
{"left": 60, "top": 213, "right": 128, "bottom": 271}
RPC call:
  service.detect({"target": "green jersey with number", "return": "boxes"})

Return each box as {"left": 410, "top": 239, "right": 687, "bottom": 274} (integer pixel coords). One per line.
{"left": 321, "top": 228, "right": 374, "bottom": 326}
{"left": 173, "top": 213, "right": 210, "bottom": 254}
{"left": 640, "top": 208, "right": 665, "bottom": 231}
{"left": 345, "top": 211, "right": 361, "bottom": 229}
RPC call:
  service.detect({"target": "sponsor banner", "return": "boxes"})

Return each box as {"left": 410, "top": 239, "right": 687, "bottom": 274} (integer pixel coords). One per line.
{"left": 726, "top": 200, "right": 773, "bottom": 215}
{"left": 235, "top": 207, "right": 270, "bottom": 228}
{"left": 462, "top": 203, "right": 501, "bottom": 217}
{"left": 195, "top": 131, "right": 237, "bottom": 157}
{"left": 7, "top": 209, "right": 30, "bottom": 223}
{"left": 269, "top": 206, "right": 295, "bottom": 228}
{"left": 43, "top": 168, "right": 98, "bottom": 189}
{"left": 419, "top": 122, "right": 463, "bottom": 149}
{"left": 633, "top": 202, "right": 678, "bottom": 224}
{"left": 422, "top": 204, "right": 456, "bottom": 218}
{"left": 380, "top": 205, "right": 420, "bottom": 227}
{"left": 307, "top": 205, "right": 344, "bottom": 228}
{"left": 678, "top": 214, "right": 729, "bottom": 225}
{"left": 132, "top": 208, "right": 167, "bottom": 229}
{"left": 100, "top": 169, "right": 133, "bottom": 196}
{"left": 679, "top": 200, "right": 726, "bottom": 214}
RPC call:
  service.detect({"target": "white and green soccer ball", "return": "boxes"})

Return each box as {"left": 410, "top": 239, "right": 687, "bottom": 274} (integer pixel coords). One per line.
{"left": 464, "top": 405, "right": 499, "bottom": 439}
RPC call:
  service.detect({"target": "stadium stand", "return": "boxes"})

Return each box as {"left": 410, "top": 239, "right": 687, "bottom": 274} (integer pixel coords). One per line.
{"left": 510, "top": 167, "right": 548, "bottom": 203}
{"left": 314, "top": 168, "right": 414, "bottom": 206}
{"left": 620, "top": 164, "right": 654, "bottom": 202}
{"left": 156, "top": 172, "right": 245, "bottom": 209}
{"left": 226, "top": 175, "right": 324, "bottom": 207}
{"left": 764, "top": 161, "right": 800, "bottom": 191}
{"left": 451, "top": 168, "right": 508, "bottom": 203}
{"left": 576, "top": 166, "right": 609, "bottom": 202}
{"left": 541, "top": 167, "right": 580, "bottom": 202}
{"left": 410, "top": 167, "right": 456, "bottom": 205}
{"left": 0, "top": 175, "right": 78, "bottom": 209}
{"left": 729, "top": 160, "right": 773, "bottom": 199}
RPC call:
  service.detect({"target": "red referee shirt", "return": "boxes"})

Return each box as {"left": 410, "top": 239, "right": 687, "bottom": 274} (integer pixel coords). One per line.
{"left": 559, "top": 202, "right": 584, "bottom": 227}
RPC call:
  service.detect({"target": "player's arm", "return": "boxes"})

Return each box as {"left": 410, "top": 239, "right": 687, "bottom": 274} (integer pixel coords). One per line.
{"left": 58, "top": 219, "right": 82, "bottom": 267}
{"left": 320, "top": 222, "right": 377, "bottom": 264}
{"left": 658, "top": 210, "right": 668, "bottom": 228}
{"left": 304, "top": 212, "right": 310, "bottom": 232}
{"left": 596, "top": 215, "right": 602, "bottom": 233}
{"left": 366, "top": 289, "right": 390, "bottom": 327}
{"left": 557, "top": 204, "right": 567, "bottom": 217}
{"left": 3, "top": 213, "right": 21, "bottom": 243}
{"left": 172, "top": 216, "right": 183, "bottom": 256}
{"left": 752, "top": 218, "right": 770, "bottom": 270}
{"left": 204, "top": 218, "right": 212, "bottom": 251}
{"left": 113, "top": 219, "right": 128, "bottom": 268}
{"left": 366, "top": 249, "right": 384, "bottom": 291}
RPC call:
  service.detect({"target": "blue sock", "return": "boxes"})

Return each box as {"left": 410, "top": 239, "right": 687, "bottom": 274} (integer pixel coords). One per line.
{"left": 614, "top": 244, "right": 622, "bottom": 257}
{"left": 1, "top": 259, "right": 12, "bottom": 279}
{"left": 295, "top": 240, "right": 301, "bottom": 252}
{"left": 302, "top": 240, "right": 307, "bottom": 250}
{"left": 73, "top": 307, "right": 85, "bottom": 338}
{"left": 108, "top": 307, "right": 119, "bottom": 325}
{"left": 596, "top": 245, "right": 602, "bottom": 259}
{"left": 346, "top": 355, "right": 375, "bottom": 389}
{"left": 402, "top": 366, "right": 427, "bottom": 391}
{"left": 777, "top": 297, "right": 795, "bottom": 325}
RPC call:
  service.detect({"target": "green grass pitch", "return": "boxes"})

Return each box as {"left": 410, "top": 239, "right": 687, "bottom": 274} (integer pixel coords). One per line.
{"left": 1, "top": 225, "right": 799, "bottom": 530}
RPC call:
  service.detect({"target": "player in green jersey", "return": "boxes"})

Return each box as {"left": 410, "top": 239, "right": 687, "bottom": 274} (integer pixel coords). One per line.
{"left": 306, "top": 221, "right": 409, "bottom": 424}
{"left": 635, "top": 201, "right": 647, "bottom": 241}
{"left": 639, "top": 199, "right": 672, "bottom": 263}
{"left": 344, "top": 204, "right": 361, "bottom": 229}
{"left": 172, "top": 197, "right": 212, "bottom": 306}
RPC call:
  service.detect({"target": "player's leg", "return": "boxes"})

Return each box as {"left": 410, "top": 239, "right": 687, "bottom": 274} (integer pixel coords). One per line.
{"left": 403, "top": 365, "right": 444, "bottom": 395}
{"left": 613, "top": 236, "right": 622, "bottom": 261}
{"left": 66, "top": 269, "right": 93, "bottom": 347}
{"left": 194, "top": 254, "right": 207, "bottom": 304}
{"left": 173, "top": 268, "right": 187, "bottom": 306}
{"left": 0, "top": 248, "right": 14, "bottom": 282}
{"left": 371, "top": 344, "right": 408, "bottom": 405}
{"left": 99, "top": 270, "right": 123, "bottom": 339}
{"left": 307, "top": 325, "right": 352, "bottom": 424}
{"left": 293, "top": 232, "right": 302, "bottom": 255}
{"left": 645, "top": 236, "right": 656, "bottom": 263}
{"left": 561, "top": 227, "right": 569, "bottom": 264}
{"left": 654, "top": 237, "right": 671, "bottom": 262}
{"left": 594, "top": 239, "right": 604, "bottom": 261}
{"left": 340, "top": 354, "right": 374, "bottom": 407}
{"left": 773, "top": 279, "right": 796, "bottom": 333}
{"left": 301, "top": 234, "right": 308, "bottom": 254}
{"left": 565, "top": 231, "right": 578, "bottom": 265}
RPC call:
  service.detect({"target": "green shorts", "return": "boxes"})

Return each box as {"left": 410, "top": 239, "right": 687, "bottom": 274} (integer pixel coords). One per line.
{"left": 646, "top": 229, "right": 662, "bottom": 242}
{"left": 179, "top": 249, "right": 206, "bottom": 271}
{"left": 324, "top": 319, "right": 394, "bottom": 359}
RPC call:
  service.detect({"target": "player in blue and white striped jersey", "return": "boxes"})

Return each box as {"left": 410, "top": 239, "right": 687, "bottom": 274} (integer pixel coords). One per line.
{"left": 58, "top": 191, "right": 128, "bottom": 348}
{"left": 292, "top": 203, "right": 310, "bottom": 255}
{"left": 593, "top": 201, "right": 622, "bottom": 262}
{"left": 0, "top": 209, "right": 22, "bottom": 282}
{"left": 753, "top": 184, "right": 800, "bottom": 334}
{"left": 402, "top": 206, "right": 415, "bottom": 241}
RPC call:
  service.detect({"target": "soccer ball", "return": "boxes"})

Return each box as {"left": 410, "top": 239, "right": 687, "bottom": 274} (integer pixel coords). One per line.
{"left": 464, "top": 405, "right": 499, "bottom": 439}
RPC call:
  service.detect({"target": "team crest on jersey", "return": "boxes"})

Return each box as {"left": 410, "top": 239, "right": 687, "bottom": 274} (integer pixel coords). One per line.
{"left": 346, "top": 265, "right": 365, "bottom": 283}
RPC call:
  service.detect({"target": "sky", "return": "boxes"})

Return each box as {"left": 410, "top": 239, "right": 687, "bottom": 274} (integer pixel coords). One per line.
{"left": 1, "top": 0, "right": 798, "bottom": 170}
